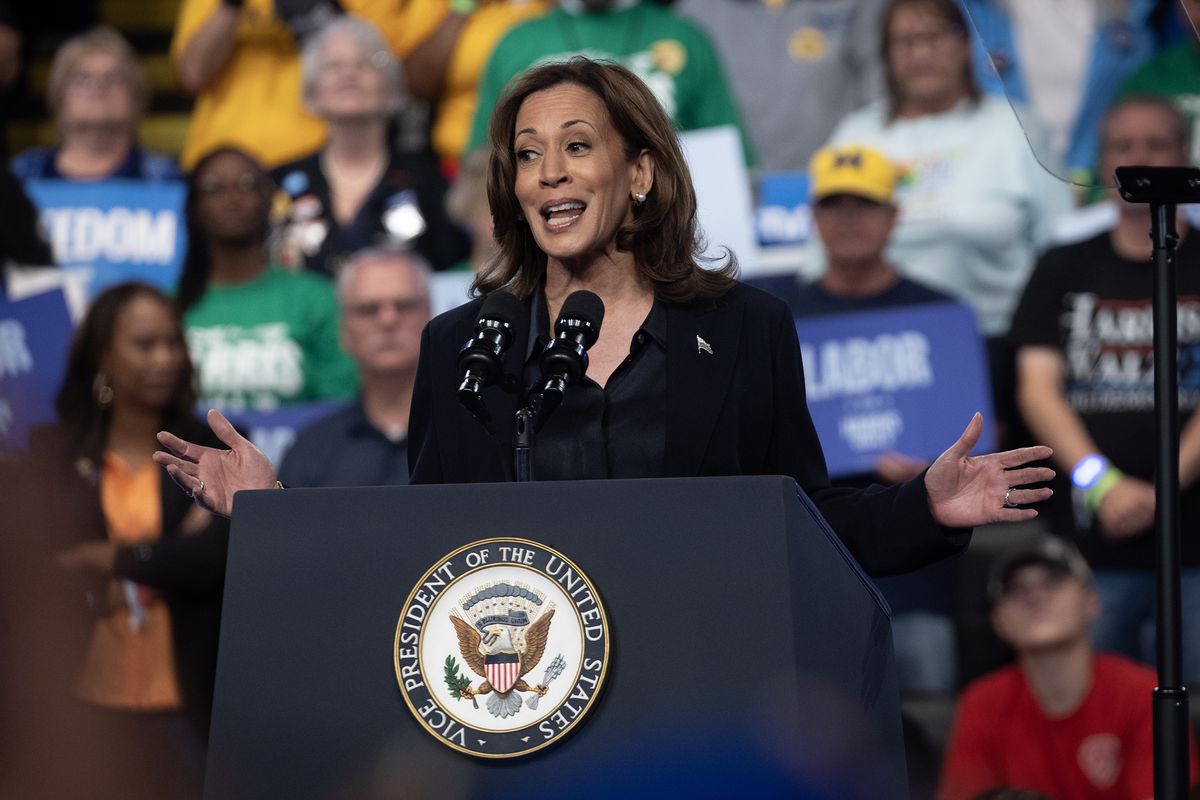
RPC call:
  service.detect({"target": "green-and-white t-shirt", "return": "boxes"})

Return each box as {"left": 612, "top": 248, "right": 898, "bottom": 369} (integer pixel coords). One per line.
{"left": 184, "top": 266, "right": 357, "bottom": 411}
{"left": 465, "top": 2, "right": 753, "bottom": 164}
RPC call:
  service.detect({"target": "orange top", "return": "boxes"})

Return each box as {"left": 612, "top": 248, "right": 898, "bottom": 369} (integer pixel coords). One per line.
{"left": 75, "top": 453, "right": 183, "bottom": 711}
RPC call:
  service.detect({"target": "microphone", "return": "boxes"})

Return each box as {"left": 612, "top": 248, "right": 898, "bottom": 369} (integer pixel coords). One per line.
{"left": 458, "top": 291, "right": 523, "bottom": 427}
{"left": 536, "top": 290, "right": 605, "bottom": 427}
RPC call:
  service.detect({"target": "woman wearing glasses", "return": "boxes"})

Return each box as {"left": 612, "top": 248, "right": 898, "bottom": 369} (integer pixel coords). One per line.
{"left": 175, "top": 147, "right": 356, "bottom": 412}
{"left": 10, "top": 26, "right": 179, "bottom": 183}
{"left": 271, "top": 16, "right": 467, "bottom": 278}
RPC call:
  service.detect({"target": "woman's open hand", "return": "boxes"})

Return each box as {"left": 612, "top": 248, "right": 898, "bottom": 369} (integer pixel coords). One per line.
{"left": 926, "top": 413, "right": 1055, "bottom": 528}
{"left": 153, "top": 409, "right": 277, "bottom": 518}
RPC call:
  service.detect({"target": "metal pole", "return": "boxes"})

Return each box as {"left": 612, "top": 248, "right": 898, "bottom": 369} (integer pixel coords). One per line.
{"left": 513, "top": 406, "right": 534, "bottom": 482}
{"left": 1150, "top": 200, "right": 1189, "bottom": 800}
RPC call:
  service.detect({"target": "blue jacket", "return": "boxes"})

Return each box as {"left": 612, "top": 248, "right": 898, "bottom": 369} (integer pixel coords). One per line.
{"left": 10, "top": 145, "right": 181, "bottom": 182}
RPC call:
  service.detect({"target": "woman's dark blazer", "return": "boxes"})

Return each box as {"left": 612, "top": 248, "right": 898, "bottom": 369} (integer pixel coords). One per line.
{"left": 408, "top": 281, "right": 970, "bottom": 577}
{"left": 24, "top": 421, "right": 230, "bottom": 737}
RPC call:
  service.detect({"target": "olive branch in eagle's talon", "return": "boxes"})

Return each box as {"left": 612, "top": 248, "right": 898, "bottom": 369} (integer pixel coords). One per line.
{"left": 443, "top": 655, "right": 478, "bottom": 708}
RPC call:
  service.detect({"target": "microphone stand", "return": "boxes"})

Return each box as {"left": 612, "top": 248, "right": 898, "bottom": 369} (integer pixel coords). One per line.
{"left": 513, "top": 405, "right": 535, "bottom": 482}
{"left": 1114, "top": 166, "right": 1200, "bottom": 800}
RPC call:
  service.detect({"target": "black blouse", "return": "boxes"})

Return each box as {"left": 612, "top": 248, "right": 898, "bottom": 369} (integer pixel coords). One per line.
{"left": 524, "top": 291, "right": 667, "bottom": 480}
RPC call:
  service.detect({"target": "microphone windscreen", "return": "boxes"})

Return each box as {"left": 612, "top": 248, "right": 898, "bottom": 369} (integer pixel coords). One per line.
{"left": 477, "top": 291, "right": 524, "bottom": 328}
{"left": 557, "top": 290, "right": 605, "bottom": 345}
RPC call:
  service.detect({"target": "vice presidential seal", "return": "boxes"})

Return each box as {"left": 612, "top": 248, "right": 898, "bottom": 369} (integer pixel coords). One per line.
{"left": 394, "top": 538, "right": 609, "bottom": 758}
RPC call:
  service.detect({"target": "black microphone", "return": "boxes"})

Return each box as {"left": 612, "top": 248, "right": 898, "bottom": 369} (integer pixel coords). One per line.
{"left": 536, "top": 290, "right": 604, "bottom": 427}
{"left": 458, "top": 291, "right": 523, "bottom": 427}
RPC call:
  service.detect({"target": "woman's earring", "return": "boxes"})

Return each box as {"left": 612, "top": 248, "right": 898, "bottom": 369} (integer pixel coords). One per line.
{"left": 632, "top": 191, "right": 647, "bottom": 206}
{"left": 93, "top": 372, "right": 114, "bottom": 408}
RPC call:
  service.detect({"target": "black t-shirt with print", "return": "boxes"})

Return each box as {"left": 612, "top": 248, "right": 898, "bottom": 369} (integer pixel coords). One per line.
{"left": 1010, "top": 228, "right": 1200, "bottom": 569}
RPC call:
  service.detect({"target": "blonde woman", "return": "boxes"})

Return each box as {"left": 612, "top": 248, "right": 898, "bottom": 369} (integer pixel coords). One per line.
{"left": 11, "top": 26, "right": 179, "bottom": 182}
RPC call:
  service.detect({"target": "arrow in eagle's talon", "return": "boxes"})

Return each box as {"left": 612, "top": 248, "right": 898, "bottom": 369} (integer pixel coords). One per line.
{"left": 526, "top": 653, "right": 566, "bottom": 709}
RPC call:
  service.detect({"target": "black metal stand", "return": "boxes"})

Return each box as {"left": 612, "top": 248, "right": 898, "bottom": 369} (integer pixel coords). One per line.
{"left": 1114, "top": 166, "right": 1200, "bottom": 800}
{"left": 1150, "top": 201, "right": 1189, "bottom": 800}
{"left": 513, "top": 406, "right": 535, "bottom": 482}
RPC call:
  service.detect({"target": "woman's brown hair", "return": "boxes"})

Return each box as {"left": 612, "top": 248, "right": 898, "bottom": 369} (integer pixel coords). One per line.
{"left": 475, "top": 57, "right": 737, "bottom": 303}
{"left": 880, "top": 0, "right": 980, "bottom": 121}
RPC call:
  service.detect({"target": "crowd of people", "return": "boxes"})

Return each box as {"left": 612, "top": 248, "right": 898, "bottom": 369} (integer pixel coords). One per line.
{"left": 2, "top": 0, "right": 1200, "bottom": 797}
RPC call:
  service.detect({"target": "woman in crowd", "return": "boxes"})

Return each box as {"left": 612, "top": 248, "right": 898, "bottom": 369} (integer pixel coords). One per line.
{"left": 177, "top": 146, "right": 357, "bottom": 412}
{"left": 10, "top": 26, "right": 179, "bottom": 182}
{"left": 156, "top": 58, "right": 1055, "bottom": 579}
{"left": 822, "top": 0, "right": 1073, "bottom": 445}
{"left": 271, "top": 16, "right": 467, "bottom": 277}
{"left": 21, "top": 283, "right": 227, "bottom": 799}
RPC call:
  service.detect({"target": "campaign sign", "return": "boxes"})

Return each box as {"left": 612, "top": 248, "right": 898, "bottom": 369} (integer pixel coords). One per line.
{"left": 757, "top": 171, "right": 812, "bottom": 247}
{"left": 0, "top": 289, "right": 73, "bottom": 452}
{"left": 796, "top": 302, "right": 993, "bottom": 477}
{"left": 223, "top": 399, "right": 350, "bottom": 468}
{"left": 25, "top": 178, "right": 187, "bottom": 299}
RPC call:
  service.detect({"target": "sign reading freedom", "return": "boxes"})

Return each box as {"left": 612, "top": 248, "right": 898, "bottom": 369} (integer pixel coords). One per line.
{"left": 795, "top": 302, "right": 994, "bottom": 477}
{"left": 25, "top": 178, "right": 187, "bottom": 299}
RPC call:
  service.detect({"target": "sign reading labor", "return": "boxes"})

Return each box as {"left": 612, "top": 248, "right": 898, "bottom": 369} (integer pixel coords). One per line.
{"left": 796, "top": 301, "right": 993, "bottom": 476}
{"left": 0, "top": 288, "right": 73, "bottom": 452}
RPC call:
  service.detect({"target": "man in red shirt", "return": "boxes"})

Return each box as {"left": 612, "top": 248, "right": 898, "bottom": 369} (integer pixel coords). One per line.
{"left": 939, "top": 536, "right": 1198, "bottom": 799}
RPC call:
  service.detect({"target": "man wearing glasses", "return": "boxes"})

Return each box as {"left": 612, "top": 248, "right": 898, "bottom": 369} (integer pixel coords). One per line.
{"left": 277, "top": 249, "right": 431, "bottom": 488}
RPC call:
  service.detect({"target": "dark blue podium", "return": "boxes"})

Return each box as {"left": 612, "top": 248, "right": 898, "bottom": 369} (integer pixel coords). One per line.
{"left": 204, "top": 476, "right": 908, "bottom": 798}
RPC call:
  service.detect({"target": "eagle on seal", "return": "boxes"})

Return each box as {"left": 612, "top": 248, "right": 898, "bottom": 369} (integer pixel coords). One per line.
{"left": 450, "top": 607, "right": 555, "bottom": 719}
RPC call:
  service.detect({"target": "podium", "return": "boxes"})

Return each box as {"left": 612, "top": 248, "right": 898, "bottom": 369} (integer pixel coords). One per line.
{"left": 205, "top": 476, "right": 908, "bottom": 798}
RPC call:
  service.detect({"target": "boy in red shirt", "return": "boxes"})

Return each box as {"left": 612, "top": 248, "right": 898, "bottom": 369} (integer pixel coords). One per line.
{"left": 939, "top": 536, "right": 1198, "bottom": 799}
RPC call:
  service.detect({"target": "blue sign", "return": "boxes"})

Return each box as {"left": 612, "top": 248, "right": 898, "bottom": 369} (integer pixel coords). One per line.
{"left": 0, "top": 289, "right": 73, "bottom": 452}
{"left": 757, "top": 171, "right": 811, "bottom": 246}
{"left": 25, "top": 178, "right": 187, "bottom": 299}
{"left": 223, "top": 400, "right": 349, "bottom": 468}
{"left": 796, "top": 302, "right": 994, "bottom": 477}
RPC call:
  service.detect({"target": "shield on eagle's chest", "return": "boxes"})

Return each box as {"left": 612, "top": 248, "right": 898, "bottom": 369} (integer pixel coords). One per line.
{"left": 485, "top": 652, "right": 520, "bottom": 694}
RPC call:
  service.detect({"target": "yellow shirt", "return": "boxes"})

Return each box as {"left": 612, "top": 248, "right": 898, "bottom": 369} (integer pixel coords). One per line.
{"left": 75, "top": 453, "right": 182, "bottom": 711}
{"left": 171, "top": 0, "right": 414, "bottom": 170}
{"left": 403, "top": 0, "right": 548, "bottom": 161}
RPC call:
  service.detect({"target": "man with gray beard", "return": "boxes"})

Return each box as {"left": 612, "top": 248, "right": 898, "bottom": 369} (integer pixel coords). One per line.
{"left": 1010, "top": 95, "right": 1200, "bottom": 685}
{"left": 277, "top": 250, "right": 432, "bottom": 487}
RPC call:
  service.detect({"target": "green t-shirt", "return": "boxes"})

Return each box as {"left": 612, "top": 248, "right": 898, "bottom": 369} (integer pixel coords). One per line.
{"left": 184, "top": 265, "right": 358, "bottom": 411}
{"left": 465, "top": 3, "right": 754, "bottom": 165}
{"left": 1119, "top": 43, "right": 1200, "bottom": 167}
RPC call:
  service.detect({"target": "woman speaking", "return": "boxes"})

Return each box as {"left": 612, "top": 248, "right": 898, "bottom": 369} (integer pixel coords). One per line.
{"left": 154, "top": 58, "right": 1054, "bottom": 577}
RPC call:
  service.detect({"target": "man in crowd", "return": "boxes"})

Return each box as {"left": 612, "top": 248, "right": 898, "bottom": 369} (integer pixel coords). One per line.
{"left": 756, "top": 143, "right": 949, "bottom": 320}
{"left": 277, "top": 249, "right": 431, "bottom": 488}
{"left": 939, "top": 536, "right": 1198, "bottom": 798}
{"left": 755, "top": 143, "right": 960, "bottom": 695}
{"left": 1010, "top": 95, "right": 1200, "bottom": 684}
{"left": 674, "top": 0, "right": 886, "bottom": 172}
{"left": 1118, "top": 0, "right": 1200, "bottom": 167}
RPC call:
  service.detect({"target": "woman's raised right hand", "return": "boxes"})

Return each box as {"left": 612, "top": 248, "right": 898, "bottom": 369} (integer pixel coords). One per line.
{"left": 153, "top": 408, "right": 277, "bottom": 518}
